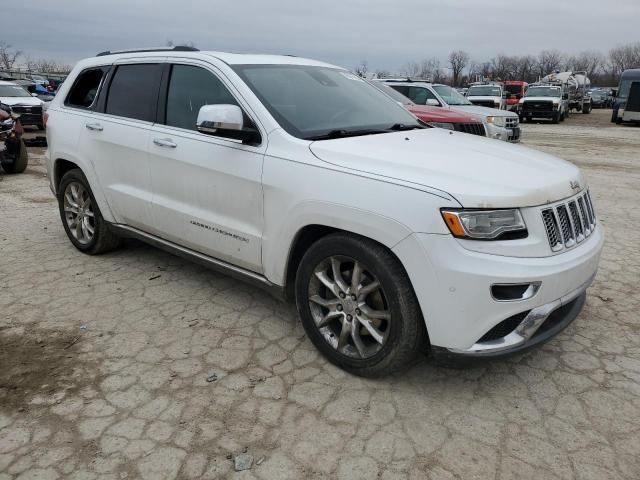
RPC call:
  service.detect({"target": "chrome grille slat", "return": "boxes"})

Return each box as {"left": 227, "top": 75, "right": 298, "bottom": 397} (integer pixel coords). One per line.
{"left": 541, "top": 191, "right": 597, "bottom": 253}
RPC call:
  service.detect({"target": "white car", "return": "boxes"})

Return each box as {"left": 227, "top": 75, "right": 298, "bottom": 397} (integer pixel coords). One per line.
{"left": 45, "top": 47, "right": 603, "bottom": 376}
{"left": 379, "top": 80, "right": 521, "bottom": 142}
{"left": 519, "top": 84, "right": 569, "bottom": 124}
{"left": 465, "top": 83, "right": 506, "bottom": 110}
{"left": 0, "top": 80, "right": 45, "bottom": 129}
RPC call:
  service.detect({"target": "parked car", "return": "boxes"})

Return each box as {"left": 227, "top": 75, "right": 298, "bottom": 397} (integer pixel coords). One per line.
{"left": 379, "top": 80, "right": 521, "bottom": 142}
{"left": 589, "top": 89, "right": 609, "bottom": 108}
{"left": 0, "top": 80, "right": 46, "bottom": 129}
{"left": 503, "top": 81, "right": 528, "bottom": 111}
{"left": 46, "top": 47, "right": 602, "bottom": 376}
{"left": 519, "top": 84, "right": 569, "bottom": 123}
{"left": 611, "top": 69, "right": 640, "bottom": 124}
{"left": 12, "top": 79, "right": 55, "bottom": 103}
{"left": 370, "top": 82, "right": 486, "bottom": 137}
{"left": 465, "top": 82, "right": 506, "bottom": 109}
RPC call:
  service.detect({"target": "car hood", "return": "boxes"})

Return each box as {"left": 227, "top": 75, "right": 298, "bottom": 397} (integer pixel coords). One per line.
{"left": 407, "top": 105, "right": 482, "bottom": 123}
{"left": 520, "top": 96, "right": 560, "bottom": 103}
{"left": 0, "top": 96, "right": 43, "bottom": 107}
{"left": 447, "top": 104, "right": 518, "bottom": 119}
{"left": 309, "top": 128, "right": 584, "bottom": 208}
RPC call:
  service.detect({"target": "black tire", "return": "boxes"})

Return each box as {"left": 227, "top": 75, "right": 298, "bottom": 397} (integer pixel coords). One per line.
{"left": 582, "top": 103, "right": 592, "bottom": 114}
{"left": 37, "top": 124, "right": 45, "bottom": 131}
{"left": 295, "top": 232, "right": 427, "bottom": 377}
{"left": 551, "top": 112, "right": 560, "bottom": 124}
{"left": 0, "top": 138, "right": 28, "bottom": 174}
{"left": 58, "top": 169, "right": 121, "bottom": 255}
{"left": 560, "top": 110, "right": 566, "bottom": 122}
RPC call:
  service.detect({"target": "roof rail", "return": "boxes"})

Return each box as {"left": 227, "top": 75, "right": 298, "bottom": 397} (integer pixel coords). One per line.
{"left": 96, "top": 46, "right": 200, "bottom": 57}
{"left": 378, "top": 77, "right": 433, "bottom": 83}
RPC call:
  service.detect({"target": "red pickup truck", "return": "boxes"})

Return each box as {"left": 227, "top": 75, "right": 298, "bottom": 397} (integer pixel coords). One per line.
{"left": 503, "top": 81, "right": 528, "bottom": 111}
{"left": 371, "top": 81, "right": 486, "bottom": 137}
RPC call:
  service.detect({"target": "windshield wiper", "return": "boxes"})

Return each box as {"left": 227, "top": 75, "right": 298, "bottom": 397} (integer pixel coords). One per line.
{"left": 386, "top": 123, "right": 425, "bottom": 131}
{"left": 305, "top": 128, "right": 387, "bottom": 141}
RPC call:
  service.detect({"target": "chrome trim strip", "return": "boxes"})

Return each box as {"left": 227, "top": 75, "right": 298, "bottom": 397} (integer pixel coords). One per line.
{"left": 447, "top": 274, "right": 595, "bottom": 355}
{"left": 109, "top": 224, "right": 285, "bottom": 299}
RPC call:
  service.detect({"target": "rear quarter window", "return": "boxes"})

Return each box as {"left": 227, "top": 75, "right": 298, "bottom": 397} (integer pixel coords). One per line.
{"left": 65, "top": 67, "right": 108, "bottom": 109}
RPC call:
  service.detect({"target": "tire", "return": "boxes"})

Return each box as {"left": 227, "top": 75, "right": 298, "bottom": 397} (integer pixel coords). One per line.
{"left": 551, "top": 112, "right": 560, "bottom": 124}
{"left": 611, "top": 110, "right": 618, "bottom": 123}
{"left": 560, "top": 110, "right": 565, "bottom": 122}
{"left": 58, "top": 169, "right": 121, "bottom": 255}
{"left": 37, "top": 124, "right": 45, "bottom": 131}
{"left": 582, "top": 103, "right": 592, "bottom": 114}
{"left": 295, "top": 232, "right": 427, "bottom": 377}
{"left": 0, "top": 138, "right": 28, "bottom": 174}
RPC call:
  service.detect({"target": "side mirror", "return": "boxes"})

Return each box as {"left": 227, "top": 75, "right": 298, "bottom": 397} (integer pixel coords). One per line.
{"left": 31, "top": 93, "right": 39, "bottom": 97}
{"left": 562, "top": 93, "right": 569, "bottom": 100}
{"left": 426, "top": 98, "right": 440, "bottom": 106}
{"left": 196, "top": 104, "right": 260, "bottom": 144}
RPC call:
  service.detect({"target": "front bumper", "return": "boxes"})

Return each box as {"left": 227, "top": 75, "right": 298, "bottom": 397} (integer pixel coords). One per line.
{"left": 392, "top": 226, "right": 603, "bottom": 353}
{"left": 485, "top": 123, "right": 520, "bottom": 143}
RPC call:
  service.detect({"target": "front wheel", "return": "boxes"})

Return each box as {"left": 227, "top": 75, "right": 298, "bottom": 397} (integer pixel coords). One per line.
{"left": 295, "top": 233, "right": 427, "bottom": 376}
{"left": 0, "top": 138, "right": 28, "bottom": 174}
{"left": 58, "top": 169, "right": 121, "bottom": 254}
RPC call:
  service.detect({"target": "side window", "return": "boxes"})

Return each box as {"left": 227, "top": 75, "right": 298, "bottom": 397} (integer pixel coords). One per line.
{"left": 408, "top": 87, "right": 438, "bottom": 105}
{"left": 390, "top": 85, "right": 410, "bottom": 97}
{"left": 165, "top": 65, "right": 238, "bottom": 131}
{"left": 65, "top": 68, "right": 106, "bottom": 108}
{"left": 105, "top": 64, "right": 163, "bottom": 122}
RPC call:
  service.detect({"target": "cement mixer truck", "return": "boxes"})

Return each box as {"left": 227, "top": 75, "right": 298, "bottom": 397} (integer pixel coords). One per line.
{"left": 518, "top": 71, "right": 592, "bottom": 123}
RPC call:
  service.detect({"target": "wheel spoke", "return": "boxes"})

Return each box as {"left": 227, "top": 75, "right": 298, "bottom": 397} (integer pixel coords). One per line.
{"left": 65, "top": 192, "right": 79, "bottom": 209}
{"left": 80, "top": 218, "right": 89, "bottom": 240}
{"left": 64, "top": 206, "right": 79, "bottom": 214}
{"left": 84, "top": 210, "right": 95, "bottom": 218}
{"left": 337, "top": 321, "right": 351, "bottom": 351}
{"left": 358, "top": 280, "right": 380, "bottom": 299}
{"left": 84, "top": 218, "right": 95, "bottom": 236}
{"left": 359, "top": 305, "right": 390, "bottom": 321}
{"left": 309, "top": 295, "right": 340, "bottom": 308}
{"left": 314, "top": 271, "right": 340, "bottom": 298}
{"left": 351, "top": 324, "right": 367, "bottom": 357}
{"left": 318, "top": 310, "right": 342, "bottom": 328}
{"left": 331, "top": 257, "right": 349, "bottom": 294}
{"left": 75, "top": 217, "right": 83, "bottom": 240}
{"left": 70, "top": 183, "right": 80, "bottom": 203}
{"left": 357, "top": 316, "right": 385, "bottom": 345}
{"left": 350, "top": 261, "right": 362, "bottom": 293}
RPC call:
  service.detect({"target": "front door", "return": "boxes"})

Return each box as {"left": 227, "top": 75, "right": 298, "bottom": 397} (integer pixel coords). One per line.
{"left": 147, "top": 62, "right": 265, "bottom": 273}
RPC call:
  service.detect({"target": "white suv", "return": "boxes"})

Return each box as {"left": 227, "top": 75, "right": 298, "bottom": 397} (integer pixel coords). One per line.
{"left": 46, "top": 47, "right": 603, "bottom": 376}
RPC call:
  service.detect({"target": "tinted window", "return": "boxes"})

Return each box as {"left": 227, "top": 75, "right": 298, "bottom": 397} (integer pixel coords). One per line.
{"left": 66, "top": 68, "right": 106, "bottom": 108}
{"left": 165, "top": 65, "right": 238, "bottom": 131}
{"left": 106, "top": 64, "right": 162, "bottom": 122}
{"left": 408, "top": 86, "right": 438, "bottom": 105}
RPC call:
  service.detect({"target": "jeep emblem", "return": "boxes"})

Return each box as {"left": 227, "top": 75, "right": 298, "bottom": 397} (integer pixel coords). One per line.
{"left": 570, "top": 181, "right": 580, "bottom": 191}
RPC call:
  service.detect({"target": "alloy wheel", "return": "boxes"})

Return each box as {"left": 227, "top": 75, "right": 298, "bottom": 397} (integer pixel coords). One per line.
{"left": 63, "top": 181, "right": 95, "bottom": 245}
{"left": 308, "top": 255, "right": 391, "bottom": 359}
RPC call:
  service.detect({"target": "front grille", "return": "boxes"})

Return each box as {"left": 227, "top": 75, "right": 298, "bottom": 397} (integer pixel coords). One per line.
{"left": 541, "top": 190, "right": 597, "bottom": 252}
{"left": 11, "top": 105, "right": 43, "bottom": 115}
{"left": 471, "top": 100, "right": 497, "bottom": 109}
{"left": 522, "top": 101, "right": 553, "bottom": 113}
{"left": 505, "top": 117, "right": 519, "bottom": 128}
{"left": 453, "top": 123, "right": 486, "bottom": 137}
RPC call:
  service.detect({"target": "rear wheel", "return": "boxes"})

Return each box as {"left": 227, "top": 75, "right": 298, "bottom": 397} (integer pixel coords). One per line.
{"left": 582, "top": 102, "right": 592, "bottom": 114}
{"left": 58, "top": 169, "right": 121, "bottom": 254}
{"left": 295, "top": 233, "right": 427, "bottom": 377}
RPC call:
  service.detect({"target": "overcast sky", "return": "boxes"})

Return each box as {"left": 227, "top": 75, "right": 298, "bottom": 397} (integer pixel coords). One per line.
{"left": 4, "top": 0, "right": 639, "bottom": 70}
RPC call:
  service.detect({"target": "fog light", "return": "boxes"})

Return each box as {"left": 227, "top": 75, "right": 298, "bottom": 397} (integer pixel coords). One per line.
{"left": 491, "top": 282, "right": 541, "bottom": 302}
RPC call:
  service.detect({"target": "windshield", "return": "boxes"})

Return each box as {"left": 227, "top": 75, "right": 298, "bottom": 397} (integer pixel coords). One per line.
{"left": 525, "top": 87, "right": 561, "bottom": 98}
{"left": 505, "top": 84, "right": 523, "bottom": 95}
{"left": 0, "top": 85, "right": 32, "bottom": 98}
{"left": 370, "top": 82, "right": 414, "bottom": 105}
{"left": 432, "top": 85, "right": 472, "bottom": 105}
{"left": 617, "top": 79, "right": 635, "bottom": 100}
{"left": 467, "top": 86, "right": 501, "bottom": 97}
{"left": 233, "top": 65, "right": 421, "bottom": 140}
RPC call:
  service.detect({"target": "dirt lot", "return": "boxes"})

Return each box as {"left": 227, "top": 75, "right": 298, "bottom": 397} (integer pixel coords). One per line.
{"left": 1, "top": 109, "right": 639, "bottom": 479}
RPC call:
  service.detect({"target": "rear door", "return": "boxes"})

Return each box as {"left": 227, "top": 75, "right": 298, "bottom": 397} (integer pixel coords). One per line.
{"left": 79, "top": 60, "right": 164, "bottom": 229}
{"left": 147, "top": 61, "right": 265, "bottom": 272}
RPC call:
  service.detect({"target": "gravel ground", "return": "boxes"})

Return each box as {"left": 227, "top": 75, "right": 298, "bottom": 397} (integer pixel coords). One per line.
{"left": 1, "top": 109, "right": 639, "bottom": 479}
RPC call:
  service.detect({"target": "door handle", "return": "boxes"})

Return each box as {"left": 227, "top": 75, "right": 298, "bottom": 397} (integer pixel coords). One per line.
{"left": 85, "top": 122, "right": 103, "bottom": 132}
{"left": 153, "top": 138, "right": 177, "bottom": 148}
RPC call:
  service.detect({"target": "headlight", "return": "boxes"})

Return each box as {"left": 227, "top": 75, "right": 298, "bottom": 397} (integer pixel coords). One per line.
{"left": 427, "top": 122, "right": 455, "bottom": 131}
{"left": 486, "top": 116, "right": 505, "bottom": 127}
{"left": 441, "top": 209, "right": 527, "bottom": 240}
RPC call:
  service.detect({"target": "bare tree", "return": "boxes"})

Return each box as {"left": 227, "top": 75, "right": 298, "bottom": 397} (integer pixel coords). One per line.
{"left": 24, "top": 57, "right": 72, "bottom": 74}
{"left": 608, "top": 42, "right": 640, "bottom": 77}
{"left": 537, "top": 50, "right": 564, "bottom": 77}
{"left": 374, "top": 68, "right": 392, "bottom": 79}
{"left": 448, "top": 50, "right": 469, "bottom": 87}
{"left": 0, "top": 41, "right": 21, "bottom": 70}
{"left": 354, "top": 60, "right": 369, "bottom": 78}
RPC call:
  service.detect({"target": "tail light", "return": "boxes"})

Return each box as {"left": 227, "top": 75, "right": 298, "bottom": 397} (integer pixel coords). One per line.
{"left": 43, "top": 111, "right": 49, "bottom": 128}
